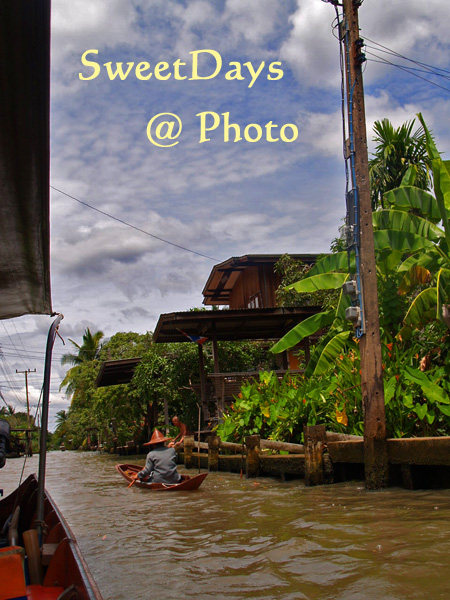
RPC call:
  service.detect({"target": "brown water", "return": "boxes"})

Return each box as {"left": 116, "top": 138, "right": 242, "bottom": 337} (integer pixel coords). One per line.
{"left": 1, "top": 451, "right": 450, "bottom": 600}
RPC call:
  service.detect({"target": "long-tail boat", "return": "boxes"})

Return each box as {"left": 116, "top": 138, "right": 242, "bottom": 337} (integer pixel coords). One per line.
{"left": 116, "top": 464, "right": 208, "bottom": 491}
{"left": 0, "top": 3, "right": 103, "bottom": 598}
{"left": 0, "top": 473, "right": 102, "bottom": 600}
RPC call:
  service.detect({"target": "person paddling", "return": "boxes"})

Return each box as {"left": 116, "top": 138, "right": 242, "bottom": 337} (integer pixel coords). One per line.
{"left": 133, "top": 429, "right": 181, "bottom": 484}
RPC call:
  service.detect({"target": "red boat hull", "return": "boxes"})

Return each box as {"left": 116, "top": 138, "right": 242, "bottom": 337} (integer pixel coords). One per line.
{"left": 115, "top": 464, "right": 208, "bottom": 491}
{"left": 0, "top": 474, "right": 102, "bottom": 599}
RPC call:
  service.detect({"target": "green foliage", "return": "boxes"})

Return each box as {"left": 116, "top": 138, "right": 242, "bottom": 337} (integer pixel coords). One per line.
{"left": 58, "top": 326, "right": 277, "bottom": 449}
{"left": 242, "top": 115, "right": 450, "bottom": 443}
{"left": 218, "top": 332, "right": 450, "bottom": 443}
{"left": 369, "top": 117, "right": 431, "bottom": 210}
{"left": 274, "top": 254, "right": 338, "bottom": 309}
{"left": 217, "top": 358, "right": 365, "bottom": 444}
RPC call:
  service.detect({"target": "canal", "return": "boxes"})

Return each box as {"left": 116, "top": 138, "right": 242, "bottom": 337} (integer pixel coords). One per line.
{"left": 1, "top": 451, "right": 450, "bottom": 599}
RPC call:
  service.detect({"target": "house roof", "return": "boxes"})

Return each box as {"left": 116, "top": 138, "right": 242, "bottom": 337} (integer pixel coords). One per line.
{"left": 202, "top": 254, "right": 317, "bottom": 306}
{"left": 153, "top": 306, "right": 321, "bottom": 344}
{"left": 97, "top": 305, "right": 322, "bottom": 386}
{"left": 0, "top": 1, "right": 52, "bottom": 319}
{"left": 96, "top": 358, "right": 142, "bottom": 388}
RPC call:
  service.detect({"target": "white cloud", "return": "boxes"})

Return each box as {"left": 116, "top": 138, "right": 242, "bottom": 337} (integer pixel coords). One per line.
{"left": 280, "top": 1, "right": 340, "bottom": 88}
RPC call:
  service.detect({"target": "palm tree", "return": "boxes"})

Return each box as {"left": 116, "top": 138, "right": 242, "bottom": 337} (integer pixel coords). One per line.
{"left": 60, "top": 328, "right": 104, "bottom": 396}
{"left": 54, "top": 409, "right": 68, "bottom": 429}
{"left": 61, "top": 328, "right": 104, "bottom": 367}
{"left": 369, "top": 118, "right": 431, "bottom": 210}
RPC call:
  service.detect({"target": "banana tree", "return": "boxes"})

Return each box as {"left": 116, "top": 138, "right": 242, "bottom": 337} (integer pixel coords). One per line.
{"left": 378, "top": 114, "right": 450, "bottom": 336}
{"left": 272, "top": 114, "right": 450, "bottom": 371}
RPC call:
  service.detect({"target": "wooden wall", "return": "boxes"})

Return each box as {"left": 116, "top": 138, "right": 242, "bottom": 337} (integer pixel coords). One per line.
{"left": 229, "top": 265, "right": 281, "bottom": 309}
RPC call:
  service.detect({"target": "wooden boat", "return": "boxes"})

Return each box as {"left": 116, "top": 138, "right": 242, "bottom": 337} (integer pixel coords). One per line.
{"left": 0, "top": 4, "right": 102, "bottom": 598}
{"left": 0, "top": 474, "right": 102, "bottom": 600}
{"left": 116, "top": 464, "right": 208, "bottom": 491}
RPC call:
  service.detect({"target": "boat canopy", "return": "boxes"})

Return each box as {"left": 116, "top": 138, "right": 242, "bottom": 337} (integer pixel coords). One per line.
{"left": 0, "top": 1, "right": 52, "bottom": 319}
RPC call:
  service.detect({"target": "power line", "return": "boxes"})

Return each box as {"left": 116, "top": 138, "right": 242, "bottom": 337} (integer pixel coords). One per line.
{"left": 10, "top": 320, "right": 36, "bottom": 368}
{"left": 50, "top": 185, "right": 220, "bottom": 262}
{"left": 364, "top": 36, "right": 450, "bottom": 76}
{"left": 366, "top": 51, "right": 450, "bottom": 95}
{"left": 361, "top": 37, "right": 450, "bottom": 95}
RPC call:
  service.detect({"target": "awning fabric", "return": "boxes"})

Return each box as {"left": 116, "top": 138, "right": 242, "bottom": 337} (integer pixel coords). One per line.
{"left": 0, "top": 1, "right": 52, "bottom": 319}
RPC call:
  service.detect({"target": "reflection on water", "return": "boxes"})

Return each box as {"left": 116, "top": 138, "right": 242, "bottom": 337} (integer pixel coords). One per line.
{"left": 1, "top": 451, "right": 450, "bottom": 599}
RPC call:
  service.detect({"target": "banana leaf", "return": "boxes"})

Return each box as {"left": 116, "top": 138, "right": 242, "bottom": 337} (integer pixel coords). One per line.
{"left": 374, "top": 229, "right": 436, "bottom": 253}
{"left": 417, "top": 113, "right": 450, "bottom": 245}
{"left": 304, "top": 327, "right": 343, "bottom": 378}
{"left": 403, "top": 287, "right": 438, "bottom": 330}
{"left": 307, "top": 252, "right": 350, "bottom": 276}
{"left": 400, "top": 165, "right": 418, "bottom": 187}
{"left": 271, "top": 310, "right": 335, "bottom": 354}
{"left": 373, "top": 210, "right": 443, "bottom": 242}
{"left": 398, "top": 266, "right": 431, "bottom": 295}
{"left": 384, "top": 187, "right": 442, "bottom": 223}
{"left": 397, "top": 251, "right": 442, "bottom": 273}
{"left": 436, "top": 268, "right": 450, "bottom": 321}
{"left": 287, "top": 272, "right": 349, "bottom": 293}
{"left": 376, "top": 249, "right": 404, "bottom": 276}
{"left": 313, "top": 330, "right": 353, "bottom": 377}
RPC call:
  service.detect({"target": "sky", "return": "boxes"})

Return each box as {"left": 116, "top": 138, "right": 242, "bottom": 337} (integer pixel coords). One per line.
{"left": 2, "top": 0, "right": 450, "bottom": 430}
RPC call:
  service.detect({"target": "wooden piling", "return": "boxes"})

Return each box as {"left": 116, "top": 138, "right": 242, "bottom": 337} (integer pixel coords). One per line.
{"left": 208, "top": 434, "right": 220, "bottom": 471}
{"left": 184, "top": 435, "right": 195, "bottom": 469}
{"left": 245, "top": 435, "right": 260, "bottom": 478}
{"left": 304, "top": 425, "right": 326, "bottom": 486}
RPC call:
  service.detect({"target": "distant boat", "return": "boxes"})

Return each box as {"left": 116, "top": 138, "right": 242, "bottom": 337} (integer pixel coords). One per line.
{"left": 116, "top": 464, "right": 208, "bottom": 491}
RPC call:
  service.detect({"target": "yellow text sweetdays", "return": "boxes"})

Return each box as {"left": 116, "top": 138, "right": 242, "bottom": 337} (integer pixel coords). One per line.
{"left": 79, "top": 49, "right": 284, "bottom": 89}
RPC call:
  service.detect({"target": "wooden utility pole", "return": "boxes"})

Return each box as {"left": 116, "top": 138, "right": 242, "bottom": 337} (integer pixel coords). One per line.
{"left": 16, "top": 368, "right": 36, "bottom": 427}
{"left": 342, "top": 0, "right": 388, "bottom": 488}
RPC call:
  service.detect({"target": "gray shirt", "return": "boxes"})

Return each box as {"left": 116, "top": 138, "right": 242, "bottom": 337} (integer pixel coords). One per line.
{"left": 138, "top": 445, "right": 181, "bottom": 484}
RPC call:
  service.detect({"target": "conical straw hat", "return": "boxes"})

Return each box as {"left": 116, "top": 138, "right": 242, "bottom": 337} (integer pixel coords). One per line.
{"left": 143, "top": 429, "right": 171, "bottom": 446}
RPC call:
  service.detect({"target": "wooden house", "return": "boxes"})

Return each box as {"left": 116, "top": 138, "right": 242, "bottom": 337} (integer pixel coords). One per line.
{"left": 202, "top": 254, "right": 317, "bottom": 309}
{"left": 154, "top": 254, "right": 322, "bottom": 423}
{"left": 97, "top": 254, "right": 323, "bottom": 427}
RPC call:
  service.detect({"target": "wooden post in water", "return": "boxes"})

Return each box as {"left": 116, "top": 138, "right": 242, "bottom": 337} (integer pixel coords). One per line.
{"left": 208, "top": 433, "right": 220, "bottom": 471}
{"left": 183, "top": 435, "right": 194, "bottom": 469}
{"left": 304, "top": 425, "right": 326, "bottom": 486}
{"left": 245, "top": 435, "right": 260, "bottom": 478}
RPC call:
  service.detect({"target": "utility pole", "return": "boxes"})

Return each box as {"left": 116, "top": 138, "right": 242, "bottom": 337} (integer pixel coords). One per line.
{"left": 341, "top": 0, "right": 388, "bottom": 488}
{"left": 16, "top": 368, "right": 36, "bottom": 427}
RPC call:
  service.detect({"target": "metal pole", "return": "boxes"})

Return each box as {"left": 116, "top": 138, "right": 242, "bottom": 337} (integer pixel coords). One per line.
{"left": 36, "top": 314, "right": 63, "bottom": 540}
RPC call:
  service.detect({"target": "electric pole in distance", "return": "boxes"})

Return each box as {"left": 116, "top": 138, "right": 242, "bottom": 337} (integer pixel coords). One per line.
{"left": 340, "top": 0, "right": 389, "bottom": 489}
{"left": 16, "top": 368, "right": 36, "bottom": 427}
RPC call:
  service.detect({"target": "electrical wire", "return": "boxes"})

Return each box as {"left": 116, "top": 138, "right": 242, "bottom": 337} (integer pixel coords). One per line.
{"left": 10, "top": 320, "right": 36, "bottom": 369}
{"left": 1, "top": 322, "right": 31, "bottom": 372}
{"left": 364, "top": 36, "right": 450, "bottom": 77}
{"left": 359, "top": 36, "right": 450, "bottom": 94}
{"left": 365, "top": 51, "right": 450, "bottom": 95}
{"left": 50, "top": 185, "right": 220, "bottom": 262}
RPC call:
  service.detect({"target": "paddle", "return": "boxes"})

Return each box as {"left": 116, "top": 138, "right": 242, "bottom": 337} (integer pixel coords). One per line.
{"left": 127, "top": 471, "right": 139, "bottom": 488}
